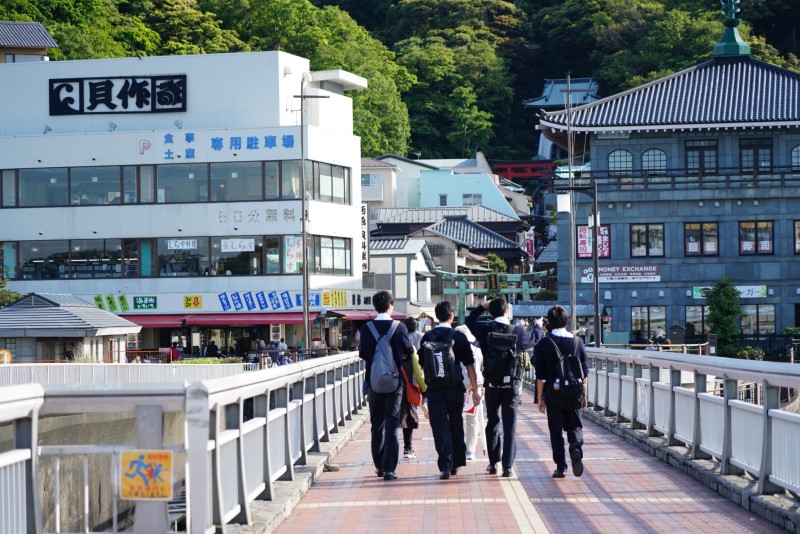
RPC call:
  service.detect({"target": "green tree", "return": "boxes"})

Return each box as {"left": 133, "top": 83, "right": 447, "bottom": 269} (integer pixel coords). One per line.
{"left": 147, "top": 0, "right": 246, "bottom": 55}
{"left": 485, "top": 253, "right": 507, "bottom": 299}
{"left": 0, "top": 259, "right": 21, "bottom": 309}
{"left": 705, "top": 277, "right": 742, "bottom": 355}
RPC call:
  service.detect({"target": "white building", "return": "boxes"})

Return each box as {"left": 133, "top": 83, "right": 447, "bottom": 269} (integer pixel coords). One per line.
{"left": 0, "top": 49, "right": 368, "bottom": 354}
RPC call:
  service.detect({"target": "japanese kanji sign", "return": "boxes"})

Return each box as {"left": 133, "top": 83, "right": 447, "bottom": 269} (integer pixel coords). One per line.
{"left": 50, "top": 75, "right": 186, "bottom": 115}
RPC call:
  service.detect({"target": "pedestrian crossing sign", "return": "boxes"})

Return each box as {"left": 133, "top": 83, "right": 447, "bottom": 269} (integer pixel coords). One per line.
{"left": 120, "top": 450, "right": 173, "bottom": 500}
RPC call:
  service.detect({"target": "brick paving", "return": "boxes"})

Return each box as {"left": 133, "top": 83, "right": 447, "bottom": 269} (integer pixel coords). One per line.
{"left": 277, "top": 387, "right": 783, "bottom": 533}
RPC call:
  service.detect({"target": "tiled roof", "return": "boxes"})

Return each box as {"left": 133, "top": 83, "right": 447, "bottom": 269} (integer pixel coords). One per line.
{"left": 523, "top": 78, "right": 600, "bottom": 108}
{"left": 361, "top": 157, "right": 397, "bottom": 169}
{"left": 539, "top": 57, "right": 800, "bottom": 132}
{"left": 0, "top": 294, "right": 140, "bottom": 337}
{"left": 536, "top": 241, "right": 558, "bottom": 263}
{"left": 424, "top": 215, "right": 523, "bottom": 251}
{"left": 0, "top": 22, "right": 58, "bottom": 49}
{"left": 370, "top": 237, "right": 426, "bottom": 255}
{"left": 376, "top": 206, "right": 518, "bottom": 225}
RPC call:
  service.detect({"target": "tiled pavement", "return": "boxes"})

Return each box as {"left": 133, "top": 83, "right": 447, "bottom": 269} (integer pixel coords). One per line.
{"left": 277, "top": 387, "right": 783, "bottom": 533}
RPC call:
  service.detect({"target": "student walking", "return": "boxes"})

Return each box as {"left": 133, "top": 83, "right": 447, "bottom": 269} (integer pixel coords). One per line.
{"left": 419, "top": 301, "right": 480, "bottom": 480}
{"left": 359, "top": 290, "right": 415, "bottom": 481}
{"left": 535, "top": 305, "right": 589, "bottom": 478}
{"left": 466, "top": 298, "right": 543, "bottom": 477}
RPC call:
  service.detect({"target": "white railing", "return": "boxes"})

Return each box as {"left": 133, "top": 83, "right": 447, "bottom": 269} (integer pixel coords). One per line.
{"left": 0, "top": 363, "right": 259, "bottom": 387}
{"left": 0, "top": 352, "right": 365, "bottom": 533}
{"left": 582, "top": 348, "right": 800, "bottom": 497}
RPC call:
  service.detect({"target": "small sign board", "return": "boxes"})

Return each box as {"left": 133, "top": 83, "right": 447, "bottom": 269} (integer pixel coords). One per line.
{"left": 120, "top": 450, "right": 173, "bottom": 500}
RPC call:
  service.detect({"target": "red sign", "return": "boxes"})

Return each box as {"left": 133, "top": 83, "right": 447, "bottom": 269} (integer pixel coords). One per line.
{"left": 577, "top": 225, "right": 610, "bottom": 259}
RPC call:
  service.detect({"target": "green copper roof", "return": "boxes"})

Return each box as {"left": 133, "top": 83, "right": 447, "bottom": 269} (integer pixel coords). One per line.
{"left": 713, "top": 0, "right": 750, "bottom": 58}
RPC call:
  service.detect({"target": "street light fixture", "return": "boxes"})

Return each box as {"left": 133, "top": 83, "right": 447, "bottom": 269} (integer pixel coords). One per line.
{"left": 556, "top": 179, "right": 601, "bottom": 347}
{"left": 295, "top": 73, "right": 328, "bottom": 351}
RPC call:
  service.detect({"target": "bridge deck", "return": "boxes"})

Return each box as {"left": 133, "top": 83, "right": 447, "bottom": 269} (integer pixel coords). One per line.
{"left": 277, "top": 387, "right": 781, "bottom": 533}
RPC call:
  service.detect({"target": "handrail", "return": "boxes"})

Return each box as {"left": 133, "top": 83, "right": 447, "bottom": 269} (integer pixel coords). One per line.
{"left": 0, "top": 352, "right": 365, "bottom": 534}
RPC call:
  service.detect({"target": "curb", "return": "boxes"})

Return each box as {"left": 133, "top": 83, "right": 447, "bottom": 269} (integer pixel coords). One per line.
{"left": 225, "top": 411, "right": 367, "bottom": 534}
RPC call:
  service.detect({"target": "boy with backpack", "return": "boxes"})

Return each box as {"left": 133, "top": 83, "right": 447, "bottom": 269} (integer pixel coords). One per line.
{"left": 466, "top": 298, "right": 543, "bottom": 478}
{"left": 535, "top": 305, "right": 589, "bottom": 478}
{"left": 359, "top": 290, "right": 415, "bottom": 481}
{"left": 419, "top": 301, "right": 481, "bottom": 480}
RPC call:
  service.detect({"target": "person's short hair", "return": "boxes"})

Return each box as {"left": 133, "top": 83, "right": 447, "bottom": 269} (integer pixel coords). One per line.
{"left": 488, "top": 297, "right": 508, "bottom": 319}
{"left": 546, "top": 305, "right": 569, "bottom": 329}
{"left": 434, "top": 300, "right": 455, "bottom": 322}
{"left": 403, "top": 316, "right": 418, "bottom": 332}
{"left": 373, "top": 290, "right": 393, "bottom": 313}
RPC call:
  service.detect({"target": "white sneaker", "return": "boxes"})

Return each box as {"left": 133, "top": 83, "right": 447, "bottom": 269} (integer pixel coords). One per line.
{"left": 465, "top": 451, "right": 476, "bottom": 461}
{"left": 403, "top": 449, "right": 416, "bottom": 459}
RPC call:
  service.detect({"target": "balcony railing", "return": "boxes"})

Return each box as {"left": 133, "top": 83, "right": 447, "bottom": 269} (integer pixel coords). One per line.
{"left": 360, "top": 184, "right": 384, "bottom": 202}
{"left": 550, "top": 165, "right": 800, "bottom": 192}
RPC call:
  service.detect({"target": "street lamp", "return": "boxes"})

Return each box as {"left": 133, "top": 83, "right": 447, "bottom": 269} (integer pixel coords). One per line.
{"left": 556, "top": 179, "right": 601, "bottom": 347}
{"left": 295, "top": 73, "right": 328, "bottom": 351}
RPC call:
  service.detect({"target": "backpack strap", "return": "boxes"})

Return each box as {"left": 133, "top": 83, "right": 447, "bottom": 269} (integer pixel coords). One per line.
{"left": 366, "top": 321, "right": 381, "bottom": 343}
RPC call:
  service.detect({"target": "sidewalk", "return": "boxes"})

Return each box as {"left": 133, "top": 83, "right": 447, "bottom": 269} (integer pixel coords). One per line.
{"left": 276, "top": 387, "right": 783, "bottom": 533}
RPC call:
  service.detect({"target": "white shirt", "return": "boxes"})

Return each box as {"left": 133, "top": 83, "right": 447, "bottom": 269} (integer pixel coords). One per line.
{"left": 550, "top": 327, "right": 574, "bottom": 338}
{"left": 494, "top": 317, "right": 510, "bottom": 325}
{"left": 375, "top": 313, "right": 392, "bottom": 320}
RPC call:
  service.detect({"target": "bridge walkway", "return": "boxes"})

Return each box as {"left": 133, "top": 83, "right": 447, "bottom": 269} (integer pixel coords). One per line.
{"left": 275, "top": 386, "right": 781, "bottom": 533}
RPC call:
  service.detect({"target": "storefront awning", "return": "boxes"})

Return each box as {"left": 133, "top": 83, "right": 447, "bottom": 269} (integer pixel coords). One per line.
{"left": 119, "top": 314, "right": 188, "bottom": 328}
{"left": 327, "top": 309, "right": 407, "bottom": 321}
{"left": 184, "top": 312, "right": 317, "bottom": 325}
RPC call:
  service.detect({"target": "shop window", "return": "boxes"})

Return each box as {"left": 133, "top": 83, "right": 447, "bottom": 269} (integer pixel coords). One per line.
{"left": 608, "top": 150, "right": 632, "bottom": 177}
{"left": 19, "top": 240, "right": 69, "bottom": 279}
{"left": 281, "top": 161, "right": 302, "bottom": 200}
{"left": 631, "top": 306, "right": 666, "bottom": 343}
{"left": 157, "top": 237, "right": 208, "bottom": 276}
{"left": 310, "top": 236, "right": 351, "bottom": 276}
{"left": 739, "top": 221, "right": 773, "bottom": 255}
{"left": 19, "top": 168, "right": 68, "bottom": 207}
{"left": 630, "top": 223, "right": 664, "bottom": 257}
{"left": 264, "top": 236, "right": 281, "bottom": 274}
{"left": 740, "top": 304, "right": 775, "bottom": 335}
{"left": 156, "top": 163, "right": 208, "bottom": 203}
{"left": 686, "top": 140, "right": 717, "bottom": 175}
{"left": 70, "top": 166, "right": 121, "bottom": 205}
{"left": 264, "top": 162, "right": 280, "bottom": 200}
{"left": 283, "top": 235, "right": 304, "bottom": 274}
{"left": 210, "top": 236, "right": 262, "bottom": 275}
{"left": 69, "top": 239, "right": 123, "bottom": 278}
{"left": 685, "top": 305, "right": 709, "bottom": 338}
{"left": 684, "top": 222, "right": 718, "bottom": 256}
{"left": 210, "top": 161, "right": 262, "bottom": 202}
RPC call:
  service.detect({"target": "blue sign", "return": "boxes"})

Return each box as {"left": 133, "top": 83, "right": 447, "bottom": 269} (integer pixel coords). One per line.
{"left": 230, "top": 292, "right": 243, "bottom": 311}
{"left": 218, "top": 293, "right": 231, "bottom": 311}
{"left": 280, "top": 291, "right": 293, "bottom": 310}
{"left": 294, "top": 292, "right": 321, "bottom": 307}
{"left": 256, "top": 292, "right": 268, "bottom": 310}
{"left": 268, "top": 291, "right": 281, "bottom": 310}
{"left": 243, "top": 292, "right": 256, "bottom": 311}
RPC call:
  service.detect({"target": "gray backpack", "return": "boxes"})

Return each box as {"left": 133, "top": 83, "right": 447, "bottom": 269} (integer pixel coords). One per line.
{"left": 367, "top": 320, "right": 400, "bottom": 393}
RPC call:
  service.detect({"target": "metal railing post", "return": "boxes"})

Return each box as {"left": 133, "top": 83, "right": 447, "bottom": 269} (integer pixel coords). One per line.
{"left": 603, "top": 359, "right": 612, "bottom": 415}
{"left": 758, "top": 381, "right": 782, "bottom": 494}
{"left": 186, "top": 381, "right": 211, "bottom": 533}
{"left": 229, "top": 400, "right": 250, "bottom": 524}
{"left": 646, "top": 366, "right": 659, "bottom": 437}
{"left": 133, "top": 405, "right": 168, "bottom": 534}
{"left": 14, "top": 415, "right": 43, "bottom": 534}
{"left": 615, "top": 359, "right": 625, "bottom": 423}
{"left": 631, "top": 363, "right": 644, "bottom": 430}
{"left": 666, "top": 367, "right": 681, "bottom": 446}
{"left": 690, "top": 371, "right": 710, "bottom": 459}
{"left": 721, "top": 375, "right": 741, "bottom": 475}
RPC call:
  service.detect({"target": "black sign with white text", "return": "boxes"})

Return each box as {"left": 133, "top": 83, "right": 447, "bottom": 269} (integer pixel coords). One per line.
{"left": 49, "top": 75, "right": 187, "bottom": 115}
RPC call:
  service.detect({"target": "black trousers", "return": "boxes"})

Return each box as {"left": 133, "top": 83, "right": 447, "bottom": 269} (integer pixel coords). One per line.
{"left": 545, "top": 401, "right": 584, "bottom": 469}
{"left": 368, "top": 387, "right": 403, "bottom": 473}
{"left": 485, "top": 385, "right": 519, "bottom": 469}
{"left": 426, "top": 386, "right": 467, "bottom": 473}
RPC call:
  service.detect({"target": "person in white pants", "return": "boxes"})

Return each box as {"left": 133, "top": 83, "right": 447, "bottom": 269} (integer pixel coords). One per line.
{"left": 455, "top": 324, "right": 484, "bottom": 460}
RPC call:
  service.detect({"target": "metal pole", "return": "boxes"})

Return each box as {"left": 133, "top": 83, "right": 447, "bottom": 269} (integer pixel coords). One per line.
{"left": 566, "top": 73, "right": 576, "bottom": 331}
{"left": 300, "top": 76, "right": 311, "bottom": 352}
{"left": 592, "top": 179, "right": 601, "bottom": 346}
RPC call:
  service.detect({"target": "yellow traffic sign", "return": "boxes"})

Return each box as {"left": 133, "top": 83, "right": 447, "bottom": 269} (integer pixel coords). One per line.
{"left": 120, "top": 450, "right": 173, "bottom": 500}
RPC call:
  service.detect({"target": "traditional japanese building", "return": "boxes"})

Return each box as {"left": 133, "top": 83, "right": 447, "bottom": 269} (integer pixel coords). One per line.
{"left": 537, "top": 7, "right": 800, "bottom": 342}
{"left": 0, "top": 46, "right": 369, "bottom": 355}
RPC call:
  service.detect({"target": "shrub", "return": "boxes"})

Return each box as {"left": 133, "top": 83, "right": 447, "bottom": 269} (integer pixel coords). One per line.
{"left": 737, "top": 346, "right": 765, "bottom": 361}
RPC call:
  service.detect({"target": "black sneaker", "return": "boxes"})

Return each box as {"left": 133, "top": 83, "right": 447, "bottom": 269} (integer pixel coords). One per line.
{"left": 440, "top": 470, "right": 451, "bottom": 480}
{"left": 450, "top": 468, "right": 458, "bottom": 476}
{"left": 486, "top": 463, "right": 498, "bottom": 475}
{"left": 552, "top": 467, "right": 566, "bottom": 478}
{"left": 501, "top": 467, "right": 513, "bottom": 478}
{"left": 376, "top": 468, "right": 384, "bottom": 478}
{"left": 383, "top": 471, "right": 398, "bottom": 481}
{"left": 570, "top": 449, "right": 584, "bottom": 477}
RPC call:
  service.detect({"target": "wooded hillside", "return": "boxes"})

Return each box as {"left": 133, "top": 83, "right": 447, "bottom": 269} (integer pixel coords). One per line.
{"left": 4, "top": 0, "right": 798, "bottom": 159}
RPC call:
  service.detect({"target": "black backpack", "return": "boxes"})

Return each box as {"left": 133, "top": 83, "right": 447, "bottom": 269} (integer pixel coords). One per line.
{"left": 483, "top": 322, "right": 519, "bottom": 388}
{"left": 420, "top": 329, "right": 463, "bottom": 389}
{"left": 546, "top": 336, "right": 585, "bottom": 410}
